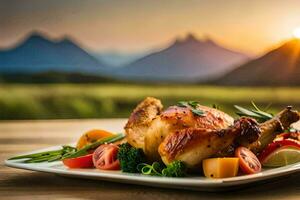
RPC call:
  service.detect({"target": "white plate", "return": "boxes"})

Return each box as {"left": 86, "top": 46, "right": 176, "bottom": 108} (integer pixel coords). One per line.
{"left": 5, "top": 145, "right": 300, "bottom": 191}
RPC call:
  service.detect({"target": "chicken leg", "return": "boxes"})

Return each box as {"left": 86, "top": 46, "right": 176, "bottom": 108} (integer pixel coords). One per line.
{"left": 159, "top": 117, "right": 260, "bottom": 169}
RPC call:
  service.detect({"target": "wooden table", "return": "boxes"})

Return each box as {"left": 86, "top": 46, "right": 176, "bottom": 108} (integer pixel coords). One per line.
{"left": 1, "top": 119, "right": 300, "bottom": 200}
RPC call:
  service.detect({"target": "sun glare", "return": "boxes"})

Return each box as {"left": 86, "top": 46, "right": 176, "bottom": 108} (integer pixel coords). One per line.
{"left": 293, "top": 27, "right": 300, "bottom": 39}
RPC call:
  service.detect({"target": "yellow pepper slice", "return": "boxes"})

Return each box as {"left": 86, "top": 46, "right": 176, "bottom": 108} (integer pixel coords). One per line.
{"left": 76, "top": 129, "right": 114, "bottom": 149}
{"left": 203, "top": 157, "right": 239, "bottom": 178}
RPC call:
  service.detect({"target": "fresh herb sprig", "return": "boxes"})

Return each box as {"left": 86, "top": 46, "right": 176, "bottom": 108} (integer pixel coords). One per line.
{"left": 177, "top": 101, "right": 205, "bottom": 116}
{"left": 63, "top": 133, "right": 125, "bottom": 159}
{"left": 138, "top": 161, "right": 187, "bottom": 177}
{"left": 234, "top": 101, "right": 273, "bottom": 123}
{"left": 212, "top": 104, "right": 221, "bottom": 110}
{"left": 9, "top": 133, "right": 125, "bottom": 163}
{"left": 8, "top": 145, "right": 76, "bottom": 163}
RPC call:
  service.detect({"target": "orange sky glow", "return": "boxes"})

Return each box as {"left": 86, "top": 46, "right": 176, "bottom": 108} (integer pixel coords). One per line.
{"left": 1, "top": 0, "right": 300, "bottom": 55}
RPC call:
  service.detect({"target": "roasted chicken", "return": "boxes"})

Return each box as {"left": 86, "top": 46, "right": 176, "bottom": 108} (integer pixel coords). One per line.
{"left": 159, "top": 117, "right": 260, "bottom": 169}
{"left": 125, "top": 97, "right": 234, "bottom": 161}
{"left": 249, "top": 106, "right": 300, "bottom": 153}
{"left": 125, "top": 97, "right": 163, "bottom": 150}
{"left": 144, "top": 105, "right": 234, "bottom": 161}
{"left": 124, "top": 97, "right": 300, "bottom": 169}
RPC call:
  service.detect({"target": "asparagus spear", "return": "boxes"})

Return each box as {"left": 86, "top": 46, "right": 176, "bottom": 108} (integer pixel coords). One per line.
{"left": 8, "top": 133, "right": 125, "bottom": 163}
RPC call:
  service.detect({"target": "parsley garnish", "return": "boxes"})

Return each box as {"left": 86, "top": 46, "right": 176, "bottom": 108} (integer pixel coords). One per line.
{"left": 212, "top": 104, "right": 220, "bottom": 110}
{"left": 177, "top": 101, "right": 205, "bottom": 116}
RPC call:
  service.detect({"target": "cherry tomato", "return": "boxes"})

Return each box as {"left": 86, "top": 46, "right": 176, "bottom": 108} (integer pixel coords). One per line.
{"left": 235, "top": 147, "right": 261, "bottom": 174}
{"left": 259, "top": 139, "right": 300, "bottom": 162}
{"left": 93, "top": 144, "right": 120, "bottom": 170}
{"left": 63, "top": 154, "right": 94, "bottom": 168}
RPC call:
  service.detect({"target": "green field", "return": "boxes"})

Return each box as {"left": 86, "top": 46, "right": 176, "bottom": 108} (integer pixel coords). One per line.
{"left": 0, "top": 84, "right": 299, "bottom": 120}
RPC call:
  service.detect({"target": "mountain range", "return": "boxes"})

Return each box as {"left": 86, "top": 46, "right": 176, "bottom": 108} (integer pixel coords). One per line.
{"left": 0, "top": 32, "right": 249, "bottom": 83}
{"left": 218, "top": 39, "right": 300, "bottom": 86}
{"left": 1, "top": 32, "right": 300, "bottom": 86}
{"left": 115, "top": 34, "right": 249, "bottom": 82}
{"left": 0, "top": 32, "right": 108, "bottom": 74}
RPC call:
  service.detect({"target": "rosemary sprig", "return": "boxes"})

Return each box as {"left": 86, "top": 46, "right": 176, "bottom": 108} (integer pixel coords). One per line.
{"left": 177, "top": 101, "right": 205, "bottom": 116}
{"left": 234, "top": 101, "right": 273, "bottom": 123}
{"left": 8, "top": 133, "right": 125, "bottom": 163}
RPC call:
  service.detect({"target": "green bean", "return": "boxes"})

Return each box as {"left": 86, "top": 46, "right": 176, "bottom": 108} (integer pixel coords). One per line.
{"left": 8, "top": 133, "right": 125, "bottom": 163}
{"left": 62, "top": 133, "right": 125, "bottom": 159}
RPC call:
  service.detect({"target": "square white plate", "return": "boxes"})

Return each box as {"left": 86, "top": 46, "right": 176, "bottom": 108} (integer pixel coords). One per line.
{"left": 5, "top": 145, "right": 300, "bottom": 191}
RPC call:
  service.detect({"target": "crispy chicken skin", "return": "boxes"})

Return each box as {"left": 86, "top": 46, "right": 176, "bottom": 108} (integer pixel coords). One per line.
{"left": 216, "top": 106, "right": 300, "bottom": 157}
{"left": 159, "top": 117, "right": 260, "bottom": 169}
{"left": 144, "top": 105, "right": 234, "bottom": 160}
{"left": 125, "top": 97, "right": 299, "bottom": 169}
{"left": 161, "top": 105, "right": 234, "bottom": 130}
{"left": 124, "top": 97, "right": 163, "bottom": 149}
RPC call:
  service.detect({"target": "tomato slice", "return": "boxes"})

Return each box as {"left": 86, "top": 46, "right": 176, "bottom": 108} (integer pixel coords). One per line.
{"left": 235, "top": 147, "right": 261, "bottom": 174}
{"left": 63, "top": 154, "right": 94, "bottom": 168}
{"left": 93, "top": 144, "right": 120, "bottom": 170}
{"left": 259, "top": 139, "right": 300, "bottom": 162}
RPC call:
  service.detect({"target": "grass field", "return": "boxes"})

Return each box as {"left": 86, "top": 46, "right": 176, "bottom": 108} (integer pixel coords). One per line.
{"left": 0, "top": 84, "right": 299, "bottom": 120}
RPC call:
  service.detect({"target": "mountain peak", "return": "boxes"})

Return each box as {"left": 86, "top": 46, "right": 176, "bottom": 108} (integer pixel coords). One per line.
{"left": 25, "top": 32, "right": 52, "bottom": 44}
{"left": 174, "top": 33, "right": 199, "bottom": 44}
{"left": 173, "top": 33, "right": 218, "bottom": 48}
{"left": 58, "top": 37, "right": 77, "bottom": 46}
{"left": 281, "top": 38, "right": 300, "bottom": 49}
{"left": 24, "top": 31, "right": 78, "bottom": 47}
{"left": 218, "top": 37, "right": 300, "bottom": 86}
{"left": 288, "top": 38, "right": 300, "bottom": 43}
{"left": 262, "top": 38, "right": 300, "bottom": 58}
{"left": 119, "top": 33, "right": 248, "bottom": 82}
{"left": 184, "top": 33, "right": 199, "bottom": 42}
{"left": 0, "top": 31, "right": 108, "bottom": 74}
{"left": 203, "top": 36, "right": 216, "bottom": 45}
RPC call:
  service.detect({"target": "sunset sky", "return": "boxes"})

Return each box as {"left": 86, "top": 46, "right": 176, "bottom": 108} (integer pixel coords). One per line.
{"left": 1, "top": 0, "right": 300, "bottom": 55}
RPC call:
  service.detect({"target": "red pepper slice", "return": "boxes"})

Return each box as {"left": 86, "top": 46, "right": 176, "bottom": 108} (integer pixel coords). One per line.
{"left": 259, "top": 139, "right": 300, "bottom": 162}
{"left": 63, "top": 154, "right": 94, "bottom": 168}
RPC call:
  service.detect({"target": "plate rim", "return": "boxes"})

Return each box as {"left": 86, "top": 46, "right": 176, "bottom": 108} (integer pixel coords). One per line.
{"left": 4, "top": 145, "right": 300, "bottom": 189}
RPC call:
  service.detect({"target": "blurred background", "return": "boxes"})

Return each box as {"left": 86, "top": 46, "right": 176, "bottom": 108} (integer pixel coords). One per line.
{"left": 1, "top": 0, "right": 300, "bottom": 120}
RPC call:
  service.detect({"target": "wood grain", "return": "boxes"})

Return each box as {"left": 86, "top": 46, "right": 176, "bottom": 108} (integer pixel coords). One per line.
{"left": 0, "top": 119, "right": 299, "bottom": 200}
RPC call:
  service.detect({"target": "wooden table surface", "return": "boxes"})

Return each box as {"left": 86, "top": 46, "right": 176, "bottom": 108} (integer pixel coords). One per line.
{"left": 1, "top": 119, "right": 300, "bottom": 200}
